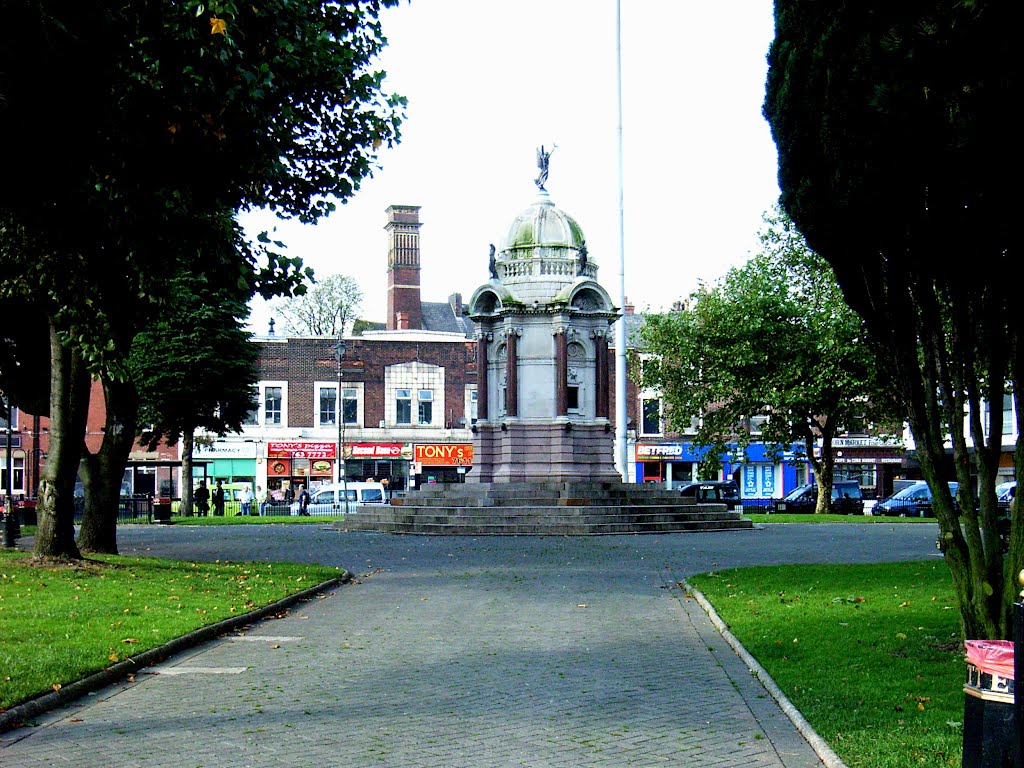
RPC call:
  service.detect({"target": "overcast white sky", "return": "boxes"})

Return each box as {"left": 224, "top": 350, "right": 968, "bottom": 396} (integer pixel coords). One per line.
{"left": 239, "top": 0, "right": 780, "bottom": 334}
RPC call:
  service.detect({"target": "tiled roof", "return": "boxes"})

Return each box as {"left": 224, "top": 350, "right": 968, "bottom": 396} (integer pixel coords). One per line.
{"left": 421, "top": 301, "right": 472, "bottom": 337}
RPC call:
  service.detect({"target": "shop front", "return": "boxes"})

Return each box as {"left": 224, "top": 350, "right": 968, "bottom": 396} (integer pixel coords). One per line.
{"left": 635, "top": 441, "right": 808, "bottom": 503}
{"left": 267, "top": 441, "right": 336, "bottom": 494}
{"left": 634, "top": 443, "right": 696, "bottom": 487}
{"left": 412, "top": 443, "right": 473, "bottom": 487}
{"left": 343, "top": 443, "right": 412, "bottom": 494}
{"left": 828, "top": 438, "right": 907, "bottom": 499}
{"left": 193, "top": 441, "right": 258, "bottom": 488}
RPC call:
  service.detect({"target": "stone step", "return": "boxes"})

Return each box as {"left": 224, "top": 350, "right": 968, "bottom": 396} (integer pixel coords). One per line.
{"left": 392, "top": 496, "right": 699, "bottom": 508}
{"left": 336, "top": 504, "right": 754, "bottom": 536}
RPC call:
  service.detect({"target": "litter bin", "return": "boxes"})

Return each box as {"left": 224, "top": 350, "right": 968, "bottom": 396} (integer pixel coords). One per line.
{"left": 153, "top": 497, "right": 173, "bottom": 524}
{"left": 17, "top": 500, "right": 37, "bottom": 527}
{"left": 962, "top": 639, "right": 1015, "bottom": 768}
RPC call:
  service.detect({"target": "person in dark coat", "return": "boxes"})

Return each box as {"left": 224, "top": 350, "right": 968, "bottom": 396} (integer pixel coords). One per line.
{"left": 212, "top": 480, "right": 226, "bottom": 517}
{"left": 194, "top": 481, "right": 210, "bottom": 517}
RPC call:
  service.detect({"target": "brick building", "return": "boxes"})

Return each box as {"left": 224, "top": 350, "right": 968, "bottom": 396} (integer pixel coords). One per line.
{"left": 198, "top": 205, "right": 486, "bottom": 497}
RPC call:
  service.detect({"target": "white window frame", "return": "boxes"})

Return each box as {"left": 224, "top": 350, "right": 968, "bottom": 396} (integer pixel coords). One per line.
{"left": 418, "top": 389, "right": 434, "bottom": 425}
{"left": 247, "top": 381, "right": 288, "bottom": 427}
{"left": 316, "top": 383, "right": 338, "bottom": 427}
{"left": 640, "top": 397, "right": 662, "bottom": 437}
{"left": 396, "top": 388, "right": 413, "bottom": 425}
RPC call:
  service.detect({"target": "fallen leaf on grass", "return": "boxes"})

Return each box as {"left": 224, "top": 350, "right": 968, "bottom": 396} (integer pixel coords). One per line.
{"left": 121, "top": 638, "right": 138, "bottom": 644}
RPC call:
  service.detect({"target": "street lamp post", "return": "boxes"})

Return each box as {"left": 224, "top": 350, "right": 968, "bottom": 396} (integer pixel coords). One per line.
{"left": 333, "top": 337, "right": 350, "bottom": 516}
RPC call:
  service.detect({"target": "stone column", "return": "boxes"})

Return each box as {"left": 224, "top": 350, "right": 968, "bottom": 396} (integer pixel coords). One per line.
{"left": 505, "top": 330, "right": 519, "bottom": 418}
{"left": 555, "top": 329, "right": 568, "bottom": 416}
{"left": 477, "top": 333, "right": 489, "bottom": 421}
{"left": 594, "top": 331, "right": 609, "bottom": 419}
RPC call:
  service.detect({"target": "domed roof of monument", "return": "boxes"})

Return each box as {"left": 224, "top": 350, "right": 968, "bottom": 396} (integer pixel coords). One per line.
{"left": 501, "top": 190, "right": 585, "bottom": 253}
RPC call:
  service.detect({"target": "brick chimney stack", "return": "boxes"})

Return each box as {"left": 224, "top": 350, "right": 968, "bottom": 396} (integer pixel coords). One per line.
{"left": 385, "top": 205, "right": 423, "bottom": 331}
{"left": 448, "top": 292, "right": 463, "bottom": 316}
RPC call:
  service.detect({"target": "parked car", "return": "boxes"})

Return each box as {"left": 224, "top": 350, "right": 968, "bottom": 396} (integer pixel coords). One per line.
{"left": 996, "top": 480, "right": 1015, "bottom": 507}
{"left": 290, "top": 482, "right": 388, "bottom": 516}
{"left": 676, "top": 480, "right": 741, "bottom": 510}
{"left": 873, "top": 480, "right": 958, "bottom": 518}
{"left": 772, "top": 481, "right": 864, "bottom": 515}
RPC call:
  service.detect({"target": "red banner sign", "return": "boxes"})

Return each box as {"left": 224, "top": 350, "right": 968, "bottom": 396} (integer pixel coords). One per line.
{"left": 347, "top": 443, "right": 408, "bottom": 459}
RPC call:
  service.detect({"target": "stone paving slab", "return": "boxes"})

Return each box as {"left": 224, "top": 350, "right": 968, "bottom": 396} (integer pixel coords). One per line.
{"left": 1, "top": 523, "right": 943, "bottom": 767}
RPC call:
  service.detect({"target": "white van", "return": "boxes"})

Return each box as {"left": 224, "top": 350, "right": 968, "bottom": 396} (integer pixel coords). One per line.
{"left": 290, "top": 482, "right": 387, "bottom": 516}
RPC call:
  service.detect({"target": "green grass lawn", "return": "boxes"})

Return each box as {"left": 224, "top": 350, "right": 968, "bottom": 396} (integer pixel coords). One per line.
{"left": 0, "top": 550, "right": 343, "bottom": 712}
{"left": 745, "top": 512, "right": 935, "bottom": 524}
{"left": 688, "top": 560, "right": 967, "bottom": 768}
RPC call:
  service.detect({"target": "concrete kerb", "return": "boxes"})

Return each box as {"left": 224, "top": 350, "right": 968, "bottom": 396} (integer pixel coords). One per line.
{"left": 681, "top": 578, "right": 849, "bottom": 768}
{"left": 0, "top": 573, "right": 349, "bottom": 734}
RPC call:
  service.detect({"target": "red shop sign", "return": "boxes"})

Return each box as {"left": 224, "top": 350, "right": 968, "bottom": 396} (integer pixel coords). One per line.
{"left": 268, "top": 442, "right": 338, "bottom": 460}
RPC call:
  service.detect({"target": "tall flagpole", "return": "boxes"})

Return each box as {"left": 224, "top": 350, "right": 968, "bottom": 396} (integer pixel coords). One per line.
{"left": 614, "top": 0, "right": 629, "bottom": 481}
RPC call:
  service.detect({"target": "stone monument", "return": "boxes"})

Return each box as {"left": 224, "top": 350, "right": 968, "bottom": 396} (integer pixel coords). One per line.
{"left": 465, "top": 158, "right": 619, "bottom": 483}
{"left": 340, "top": 151, "right": 753, "bottom": 534}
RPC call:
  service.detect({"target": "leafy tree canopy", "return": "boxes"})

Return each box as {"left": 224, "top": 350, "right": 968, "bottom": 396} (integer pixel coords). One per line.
{"left": 0, "top": 0, "right": 405, "bottom": 367}
{"left": 271, "top": 273, "right": 365, "bottom": 337}
{"left": 638, "top": 209, "right": 900, "bottom": 506}
{"left": 131, "top": 269, "right": 258, "bottom": 448}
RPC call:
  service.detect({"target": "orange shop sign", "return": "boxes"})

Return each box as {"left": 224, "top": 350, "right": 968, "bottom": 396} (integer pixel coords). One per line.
{"left": 268, "top": 442, "right": 337, "bottom": 459}
{"left": 414, "top": 443, "right": 474, "bottom": 466}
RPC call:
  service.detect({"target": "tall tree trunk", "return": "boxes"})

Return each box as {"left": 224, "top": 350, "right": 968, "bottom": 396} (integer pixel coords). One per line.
{"left": 77, "top": 378, "right": 139, "bottom": 554}
{"left": 180, "top": 429, "right": 195, "bottom": 516}
{"left": 33, "top": 324, "right": 90, "bottom": 559}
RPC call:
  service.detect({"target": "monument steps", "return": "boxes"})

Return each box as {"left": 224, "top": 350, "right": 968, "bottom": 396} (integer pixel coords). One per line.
{"left": 334, "top": 483, "right": 755, "bottom": 535}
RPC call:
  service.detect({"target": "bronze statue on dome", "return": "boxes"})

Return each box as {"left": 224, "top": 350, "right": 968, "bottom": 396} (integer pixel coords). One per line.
{"left": 488, "top": 243, "right": 498, "bottom": 280}
{"left": 576, "top": 241, "right": 588, "bottom": 276}
{"left": 535, "top": 144, "right": 555, "bottom": 191}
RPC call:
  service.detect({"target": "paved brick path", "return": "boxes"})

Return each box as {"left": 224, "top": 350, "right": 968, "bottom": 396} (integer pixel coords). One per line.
{"left": 1, "top": 523, "right": 942, "bottom": 767}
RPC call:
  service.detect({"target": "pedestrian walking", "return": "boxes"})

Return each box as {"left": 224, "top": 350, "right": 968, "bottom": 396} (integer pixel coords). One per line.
{"left": 297, "top": 484, "right": 311, "bottom": 516}
{"left": 194, "top": 481, "right": 210, "bottom": 517}
{"left": 212, "top": 480, "right": 226, "bottom": 517}
{"left": 257, "top": 486, "right": 269, "bottom": 516}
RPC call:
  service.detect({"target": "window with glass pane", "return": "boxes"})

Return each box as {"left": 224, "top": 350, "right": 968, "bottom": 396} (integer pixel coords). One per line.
{"left": 0, "top": 399, "right": 15, "bottom": 430}
{"left": 794, "top": 464, "right": 808, "bottom": 486}
{"left": 749, "top": 415, "right": 768, "bottom": 435}
{"left": 396, "top": 389, "right": 412, "bottom": 424}
{"left": 1, "top": 456, "right": 25, "bottom": 493}
{"left": 470, "top": 390, "right": 478, "bottom": 425}
{"left": 342, "top": 388, "right": 358, "bottom": 425}
{"left": 1003, "top": 394, "right": 1013, "bottom": 435}
{"left": 242, "top": 390, "right": 259, "bottom": 425}
{"left": 418, "top": 390, "right": 433, "bottom": 425}
{"left": 567, "top": 385, "right": 580, "bottom": 411}
{"left": 264, "top": 387, "right": 282, "bottom": 425}
{"left": 641, "top": 399, "right": 661, "bottom": 435}
{"left": 319, "top": 387, "right": 338, "bottom": 426}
